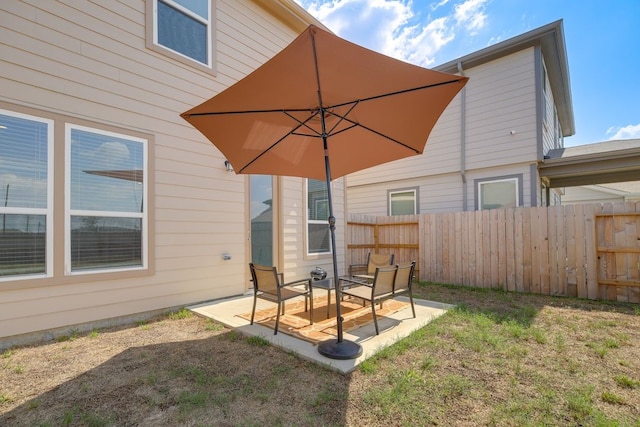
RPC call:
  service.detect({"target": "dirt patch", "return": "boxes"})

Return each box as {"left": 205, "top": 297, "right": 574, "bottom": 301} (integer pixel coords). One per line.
{"left": 1, "top": 285, "right": 639, "bottom": 426}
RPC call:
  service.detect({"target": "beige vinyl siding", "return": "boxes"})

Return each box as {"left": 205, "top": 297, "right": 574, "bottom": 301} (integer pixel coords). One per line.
{"left": 541, "top": 60, "right": 561, "bottom": 155}
{"left": 348, "top": 49, "right": 537, "bottom": 187}
{"left": 464, "top": 49, "right": 537, "bottom": 169}
{"left": 347, "top": 174, "right": 464, "bottom": 216}
{"left": 562, "top": 186, "right": 627, "bottom": 205}
{"left": 419, "top": 174, "right": 466, "bottom": 212}
{"left": 348, "top": 162, "right": 535, "bottom": 216}
{"left": 0, "top": 0, "right": 316, "bottom": 340}
{"left": 465, "top": 163, "right": 534, "bottom": 209}
{"left": 280, "top": 177, "right": 346, "bottom": 279}
{"left": 346, "top": 184, "right": 387, "bottom": 216}
{"left": 346, "top": 87, "right": 464, "bottom": 187}
{"left": 347, "top": 48, "right": 539, "bottom": 215}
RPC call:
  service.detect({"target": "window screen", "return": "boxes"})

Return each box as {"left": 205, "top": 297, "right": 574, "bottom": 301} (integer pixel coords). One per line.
{"left": 479, "top": 178, "right": 518, "bottom": 210}
{"left": 307, "top": 179, "right": 330, "bottom": 254}
{"left": 67, "top": 125, "right": 146, "bottom": 272}
{"left": 390, "top": 190, "right": 416, "bottom": 215}
{"left": 0, "top": 111, "right": 52, "bottom": 278}
{"left": 156, "top": 0, "right": 210, "bottom": 66}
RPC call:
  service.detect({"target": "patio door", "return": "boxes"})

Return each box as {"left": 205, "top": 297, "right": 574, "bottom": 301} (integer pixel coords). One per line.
{"left": 249, "top": 175, "right": 278, "bottom": 269}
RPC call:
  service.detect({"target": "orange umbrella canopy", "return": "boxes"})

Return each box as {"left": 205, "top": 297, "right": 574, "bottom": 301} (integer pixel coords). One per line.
{"left": 181, "top": 25, "right": 468, "bottom": 181}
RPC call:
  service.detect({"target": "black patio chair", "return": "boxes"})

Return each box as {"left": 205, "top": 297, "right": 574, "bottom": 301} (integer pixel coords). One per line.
{"left": 348, "top": 252, "right": 395, "bottom": 280}
{"left": 340, "top": 265, "right": 398, "bottom": 335}
{"left": 393, "top": 261, "right": 416, "bottom": 318}
{"left": 248, "top": 263, "right": 313, "bottom": 335}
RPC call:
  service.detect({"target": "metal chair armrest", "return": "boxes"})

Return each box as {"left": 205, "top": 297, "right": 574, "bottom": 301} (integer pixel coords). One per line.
{"left": 339, "top": 276, "right": 371, "bottom": 288}
{"left": 348, "top": 263, "right": 367, "bottom": 276}
{"left": 282, "top": 278, "right": 312, "bottom": 289}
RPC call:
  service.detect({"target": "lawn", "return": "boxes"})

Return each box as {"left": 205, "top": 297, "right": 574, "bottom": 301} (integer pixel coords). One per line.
{"left": 1, "top": 283, "right": 639, "bottom": 426}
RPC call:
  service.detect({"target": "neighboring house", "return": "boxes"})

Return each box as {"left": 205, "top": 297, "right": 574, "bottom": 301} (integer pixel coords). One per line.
{"left": 346, "top": 20, "right": 575, "bottom": 215}
{"left": 541, "top": 139, "right": 640, "bottom": 204}
{"left": 0, "top": 1, "right": 345, "bottom": 345}
{"left": 561, "top": 183, "right": 640, "bottom": 205}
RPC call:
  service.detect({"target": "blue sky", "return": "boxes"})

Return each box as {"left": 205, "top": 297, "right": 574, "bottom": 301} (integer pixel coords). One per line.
{"left": 293, "top": 0, "right": 640, "bottom": 147}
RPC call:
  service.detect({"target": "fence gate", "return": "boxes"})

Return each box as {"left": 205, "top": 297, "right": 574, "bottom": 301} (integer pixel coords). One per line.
{"left": 595, "top": 212, "right": 640, "bottom": 302}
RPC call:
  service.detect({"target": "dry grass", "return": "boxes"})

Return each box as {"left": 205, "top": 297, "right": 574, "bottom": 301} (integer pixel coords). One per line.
{"left": 1, "top": 284, "right": 639, "bottom": 426}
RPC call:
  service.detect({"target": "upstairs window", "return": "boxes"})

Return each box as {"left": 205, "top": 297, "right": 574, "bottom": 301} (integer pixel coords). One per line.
{"left": 149, "top": 0, "right": 213, "bottom": 70}
{"left": 66, "top": 125, "right": 147, "bottom": 273}
{"left": 0, "top": 110, "right": 53, "bottom": 280}
{"left": 389, "top": 189, "right": 417, "bottom": 215}
{"left": 306, "top": 179, "right": 330, "bottom": 255}
{"left": 476, "top": 176, "right": 521, "bottom": 210}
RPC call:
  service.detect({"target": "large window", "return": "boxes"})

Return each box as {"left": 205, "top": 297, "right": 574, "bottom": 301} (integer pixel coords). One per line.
{"left": 150, "top": 0, "right": 213, "bottom": 68}
{"left": 389, "top": 188, "right": 417, "bottom": 215}
{"left": 0, "top": 110, "right": 53, "bottom": 280}
{"left": 476, "top": 176, "right": 521, "bottom": 210}
{"left": 306, "top": 179, "right": 330, "bottom": 255}
{"left": 66, "top": 125, "right": 147, "bottom": 273}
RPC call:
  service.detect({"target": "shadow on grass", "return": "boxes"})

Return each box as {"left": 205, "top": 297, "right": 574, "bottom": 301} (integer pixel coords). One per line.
{"left": 0, "top": 328, "right": 350, "bottom": 426}
{"left": 415, "top": 281, "right": 639, "bottom": 327}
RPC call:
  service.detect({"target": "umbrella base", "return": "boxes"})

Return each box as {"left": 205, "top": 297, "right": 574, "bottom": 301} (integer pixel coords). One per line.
{"left": 317, "top": 338, "right": 363, "bottom": 360}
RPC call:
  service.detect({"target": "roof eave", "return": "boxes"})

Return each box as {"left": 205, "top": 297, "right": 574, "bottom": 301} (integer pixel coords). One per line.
{"left": 252, "top": 0, "right": 328, "bottom": 33}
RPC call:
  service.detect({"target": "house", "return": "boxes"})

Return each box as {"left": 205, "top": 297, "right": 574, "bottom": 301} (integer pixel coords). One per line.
{"left": 562, "top": 183, "right": 640, "bottom": 205}
{"left": 0, "top": 0, "right": 345, "bottom": 346}
{"left": 540, "top": 139, "right": 640, "bottom": 203}
{"left": 346, "top": 20, "right": 575, "bottom": 215}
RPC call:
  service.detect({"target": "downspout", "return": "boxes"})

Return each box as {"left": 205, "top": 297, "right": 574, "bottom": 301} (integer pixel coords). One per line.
{"left": 457, "top": 62, "right": 468, "bottom": 211}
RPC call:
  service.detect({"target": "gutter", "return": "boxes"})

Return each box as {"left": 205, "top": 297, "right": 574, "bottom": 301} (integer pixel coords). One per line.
{"left": 457, "top": 61, "right": 468, "bottom": 211}
{"left": 252, "top": 0, "right": 329, "bottom": 33}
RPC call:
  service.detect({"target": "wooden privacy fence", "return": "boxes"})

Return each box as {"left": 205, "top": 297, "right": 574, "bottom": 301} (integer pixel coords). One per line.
{"left": 347, "top": 202, "right": 640, "bottom": 303}
{"left": 347, "top": 214, "right": 421, "bottom": 280}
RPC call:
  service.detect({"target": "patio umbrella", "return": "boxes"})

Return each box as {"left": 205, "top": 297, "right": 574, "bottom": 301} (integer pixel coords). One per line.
{"left": 181, "top": 24, "right": 467, "bottom": 359}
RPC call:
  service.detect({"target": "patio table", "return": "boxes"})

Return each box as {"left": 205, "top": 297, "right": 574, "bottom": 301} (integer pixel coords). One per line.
{"left": 310, "top": 277, "right": 370, "bottom": 319}
{"left": 310, "top": 278, "right": 334, "bottom": 319}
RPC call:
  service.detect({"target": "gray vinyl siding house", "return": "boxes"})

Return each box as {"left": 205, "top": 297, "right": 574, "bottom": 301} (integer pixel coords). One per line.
{"left": 0, "top": 0, "right": 344, "bottom": 346}
{"left": 346, "top": 21, "right": 574, "bottom": 215}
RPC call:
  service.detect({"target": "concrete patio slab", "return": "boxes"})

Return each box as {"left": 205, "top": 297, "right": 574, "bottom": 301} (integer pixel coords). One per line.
{"left": 188, "top": 295, "right": 453, "bottom": 374}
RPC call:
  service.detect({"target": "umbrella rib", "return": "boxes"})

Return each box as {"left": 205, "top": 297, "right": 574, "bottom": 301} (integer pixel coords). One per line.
{"left": 185, "top": 107, "right": 317, "bottom": 117}
{"left": 185, "top": 79, "right": 464, "bottom": 171}
{"left": 325, "top": 78, "right": 465, "bottom": 111}
{"left": 323, "top": 100, "right": 359, "bottom": 136}
{"left": 283, "top": 110, "right": 323, "bottom": 137}
{"left": 318, "top": 105, "right": 420, "bottom": 153}
{"left": 183, "top": 79, "right": 464, "bottom": 118}
{"left": 236, "top": 120, "right": 308, "bottom": 174}
{"left": 329, "top": 120, "right": 419, "bottom": 153}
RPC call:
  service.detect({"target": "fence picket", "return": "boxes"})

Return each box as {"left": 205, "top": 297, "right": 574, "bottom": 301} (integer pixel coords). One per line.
{"left": 347, "top": 202, "right": 639, "bottom": 302}
{"left": 496, "top": 208, "right": 507, "bottom": 290}
{"left": 574, "top": 203, "right": 587, "bottom": 298}
{"left": 505, "top": 208, "right": 516, "bottom": 292}
{"left": 489, "top": 209, "right": 499, "bottom": 289}
{"left": 539, "top": 206, "right": 550, "bottom": 295}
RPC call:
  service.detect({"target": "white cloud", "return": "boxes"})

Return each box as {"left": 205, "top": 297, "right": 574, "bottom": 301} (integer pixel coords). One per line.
{"left": 92, "top": 141, "right": 131, "bottom": 169}
{"left": 431, "top": 0, "right": 452, "bottom": 12}
{"left": 387, "top": 17, "right": 455, "bottom": 66}
{"left": 295, "top": 0, "right": 490, "bottom": 67}
{"left": 0, "top": 173, "right": 48, "bottom": 209}
{"left": 454, "top": 0, "right": 488, "bottom": 35}
{"left": 606, "top": 123, "right": 640, "bottom": 140}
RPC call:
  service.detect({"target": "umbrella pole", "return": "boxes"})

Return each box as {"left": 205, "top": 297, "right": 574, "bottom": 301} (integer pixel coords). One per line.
{"left": 317, "top": 134, "right": 363, "bottom": 360}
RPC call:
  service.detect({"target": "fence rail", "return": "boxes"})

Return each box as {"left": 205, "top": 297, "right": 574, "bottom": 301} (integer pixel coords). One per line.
{"left": 347, "top": 202, "right": 640, "bottom": 303}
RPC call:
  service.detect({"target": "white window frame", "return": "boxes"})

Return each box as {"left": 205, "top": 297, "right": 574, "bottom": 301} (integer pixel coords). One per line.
{"left": 150, "top": 0, "right": 213, "bottom": 69}
{"left": 0, "top": 110, "right": 54, "bottom": 281}
{"left": 388, "top": 188, "right": 417, "bottom": 215}
{"left": 477, "top": 177, "right": 520, "bottom": 210}
{"left": 64, "top": 124, "right": 148, "bottom": 276}
{"left": 306, "top": 179, "right": 331, "bottom": 256}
